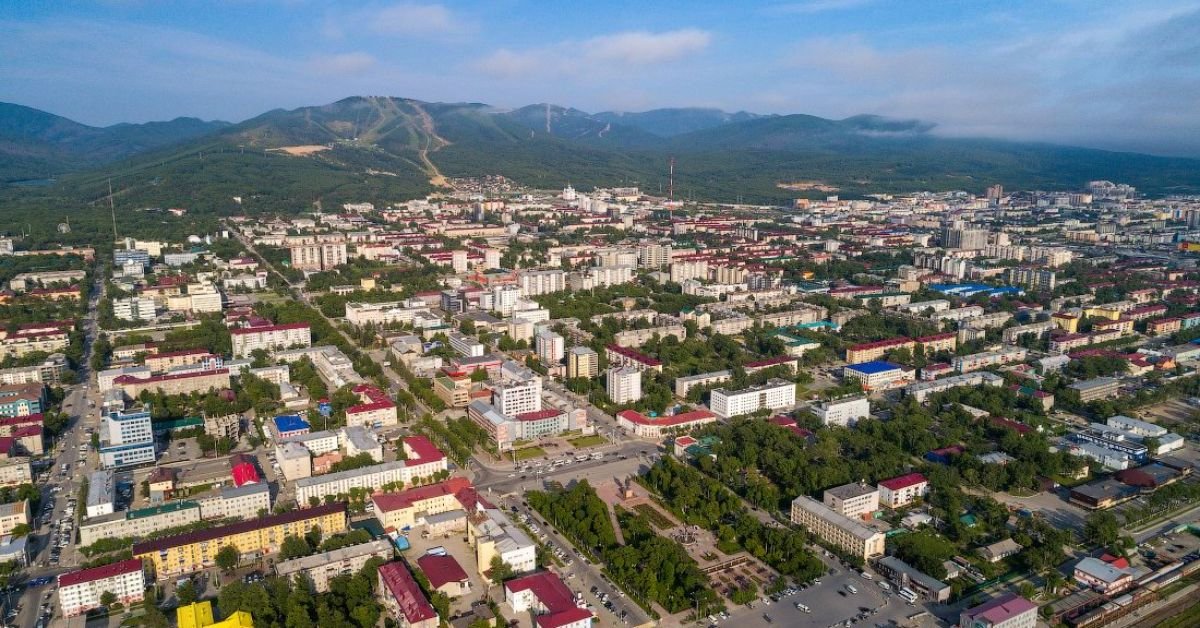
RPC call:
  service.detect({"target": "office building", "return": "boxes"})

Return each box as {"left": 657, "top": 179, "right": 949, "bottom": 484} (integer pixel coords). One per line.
{"left": 790, "top": 496, "right": 885, "bottom": 561}
{"left": 709, "top": 379, "right": 796, "bottom": 418}
{"left": 99, "top": 410, "right": 156, "bottom": 469}
{"left": 812, "top": 396, "right": 870, "bottom": 427}
{"left": 843, "top": 361, "right": 911, "bottom": 392}
{"left": 493, "top": 361, "right": 542, "bottom": 417}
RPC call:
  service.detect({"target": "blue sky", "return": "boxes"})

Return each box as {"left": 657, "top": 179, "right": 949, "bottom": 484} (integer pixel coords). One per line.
{"left": 2, "top": 0, "right": 1199, "bottom": 155}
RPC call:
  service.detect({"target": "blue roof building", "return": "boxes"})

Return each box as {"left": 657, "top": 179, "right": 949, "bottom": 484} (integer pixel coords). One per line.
{"left": 272, "top": 414, "right": 310, "bottom": 439}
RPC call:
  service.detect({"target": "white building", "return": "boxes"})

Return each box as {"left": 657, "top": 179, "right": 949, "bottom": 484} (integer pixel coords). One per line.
{"left": 57, "top": 559, "right": 146, "bottom": 618}
{"left": 449, "top": 331, "right": 485, "bottom": 358}
{"left": 823, "top": 482, "right": 880, "bottom": 519}
{"left": 490, "top": 285, "right": 523, "bottom": 317}
{"left": 518, "top": 270, "right": 567, "bottom": 296}
{"left": 535, "top": 331, "right": 565, "bottom": 364}
{"left": 709, "top": 379, "right": 796, "bottom": 418}
{"left": 606, "top": 367, "right": 642, "bottom": 405}
{"left": 98, "top": 411, "right": 156, "bottom": 469}
{"left": 112, "top": 297, "right": 158, "bottom": 322}
{"left": 231, "top": 323, "right": 311, "bottom": 358}
{"left": 494, "top": 361, "right": 542, "bottom": 417}
{"left": 86, "top": 470, "right": 114, "bottom": 518}
{"left": 812, "top": 396, "right": 870, "bottom": 427}
{"left": 878, "top": 473, "right": 930, "bottom": 509}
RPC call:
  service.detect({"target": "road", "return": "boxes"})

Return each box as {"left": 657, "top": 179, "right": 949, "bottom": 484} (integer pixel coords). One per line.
{"left": 6, "top": 271, "right": 105, "bottom": 628}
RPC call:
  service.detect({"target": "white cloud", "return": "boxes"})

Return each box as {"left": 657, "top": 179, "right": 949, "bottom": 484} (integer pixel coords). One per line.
{"left": 309, "top": 52, "right": 377, "bottom": 75}
{"left": 768, "top": 0, "right": 876, "bottom": 14}
{"left": 474, "top": 29, "right": 712, "bottom": 79}
{"left": 323, "top": 2, "right": 467, "bottom": 39}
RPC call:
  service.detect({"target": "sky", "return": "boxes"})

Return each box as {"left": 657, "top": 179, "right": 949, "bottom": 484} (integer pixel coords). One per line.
{"left": 2, "top": 0, "right": 1199, "bottom": 156}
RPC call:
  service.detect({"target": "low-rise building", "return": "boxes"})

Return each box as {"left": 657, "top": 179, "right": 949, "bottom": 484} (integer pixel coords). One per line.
{"left": 504, "top": 572, "right": 592, "bottom": 628}
{"left": 616, "top": 409, "right": 717, "bottom": 439}
{"left": 876, "top": 556, "right": 951, "bottom": 603}
{"left": 468, "top": 507, "right": 538, "bottom": 580}
{"left": 843, "top": 361, "right": 912, "bottom": 391}
{"left": 790, "top": 496, "right": 885, "bottom": 561}
{"left": 958, "top": 594, "right": 1037, "bottom": 628}
{"left": 877, "top": 473, "right": 929, "bottom": 508}
{"left": 1073, "top": 556, "right": 1133, "bottom": 594}
{"left": 275, "top": 539, "right": 394, "bottom": 593}
{"left": 822, "top": 482, "right": 879, "bottom": 519}
{"left": 811, "top": 396, "right": 870, "bottom": 427}
{"left": 709, "top": 379, "right": 796, "bottom": 418}
{"left": 58, "top": 559, "right": 146, "bottom": 618}
{"left": 133, "top": 503, "right": 348, "bottom": 580}
{"left": 673, "top": 370, "right": 732, "bottom": 398}
{"left": 1069, "top": 377, "right": 1122, "bottom": 402}
{"left": 417, "top": 553, "right": 471, "bottom": 598}
{"left": 904, "top": 372, "right": 1004, "bottom": 403}
{"left": 378, "top": 561, "right": 440, "bottom": 628}
{"left": 0, "top": 500, "right": 27, "bottom": 536}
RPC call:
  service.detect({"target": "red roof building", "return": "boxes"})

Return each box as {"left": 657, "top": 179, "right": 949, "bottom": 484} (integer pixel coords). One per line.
{"left": 416, "top": 553, "right": 470, "bottom": 595}
{"left": 615, "top": 409, "right": 717, "bottom": 439}
{"left": 229, "top": 453, "right": 261, "bottom": 488}
{"left": 505, "top": 571, "right": 593, "bottom": 628}
{"left": 378, "top": 561, "right": 439, "bottom": 628}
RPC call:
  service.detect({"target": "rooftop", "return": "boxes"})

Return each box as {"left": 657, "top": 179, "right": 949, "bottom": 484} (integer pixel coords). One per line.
{"left": 845, "top": 360, "right": 902, "bottom": 375}
{"left": 58, "top": 558, "right": 143, "bottom": 588}
{"left": 132, "top": 503, "right": 345, "bottom": 555}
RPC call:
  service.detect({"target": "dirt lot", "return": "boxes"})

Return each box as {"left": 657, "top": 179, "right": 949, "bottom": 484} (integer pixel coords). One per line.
{"left": 1136, "top": 398, "right": 1199, "bottom": 428}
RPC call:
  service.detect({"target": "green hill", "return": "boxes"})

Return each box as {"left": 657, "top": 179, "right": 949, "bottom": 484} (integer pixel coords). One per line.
{"left": 2, "top": 96, "right": 1200, "bottom": 237}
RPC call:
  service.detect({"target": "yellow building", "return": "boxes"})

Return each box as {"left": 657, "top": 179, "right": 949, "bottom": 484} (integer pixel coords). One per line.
{"left": 134, "top": 503, "right": 347, "bottom": 580}
{"left": 1083, "top": 305, "right": 1123, "bottom": 321}
{"left": 1052, "top": 312, "right": 1080, "bottom": 333}
{"left": 178, "top": 601, "right": 254, "bottom": 628}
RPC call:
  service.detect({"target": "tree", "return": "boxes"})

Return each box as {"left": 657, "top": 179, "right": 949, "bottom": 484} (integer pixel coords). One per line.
{"left": 280, "top": 535, "right": 311, "bottom": 560}
{"left": 1083, "top": 511, "right": 1121, "bottom": 549}
{"left": 216, "top": 544, "right": 240, "bottom": 573}
{"left": 176, "top": 581, "right": 198, "bottom": 605}
{"left": 489, "top": 556, "right": 514, "bottom": 583}
{"left": 8, "top": 523, "right": 29, "bottom": 538}
{"left": 100, "top": 590, "right": 117, "bottom": 608}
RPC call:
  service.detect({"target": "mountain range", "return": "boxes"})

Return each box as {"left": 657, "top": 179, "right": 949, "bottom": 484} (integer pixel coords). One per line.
{"left": 3, "top": 96, "right": 1200, "bottom": 210}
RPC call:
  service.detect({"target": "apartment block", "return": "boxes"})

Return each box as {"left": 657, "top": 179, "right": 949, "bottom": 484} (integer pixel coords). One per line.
{"left": 790, "top": 496, "right": 885, "bottom": 561}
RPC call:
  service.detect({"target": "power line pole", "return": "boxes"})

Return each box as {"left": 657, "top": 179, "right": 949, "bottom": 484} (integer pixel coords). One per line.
{"left": 108, "top": 179, "right": 118, "bottom": 241}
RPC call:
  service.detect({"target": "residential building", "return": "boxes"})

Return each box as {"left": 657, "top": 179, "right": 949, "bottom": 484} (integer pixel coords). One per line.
{"left": 371, "top": 477, "right": 480, "bottom": 532}
{"left": 535, "top": 331, "right": 565, "bottom": 364}
{"left": 953, "top": 347, "right": 1028, "bottom": 373}
{"left": 417, "top": 553, "right": 471, "bottom": 598}
{"left": 112, "top": 368, "right": 231, "bottom": 399}
{"left": 377, "top": 561, "right": 439, "bottom": 628}
{"left": 275, "top": 539, "right": 393, "bottom": 593}
{"left": 79, "top": 502, "right": 203, "bottom": 547}
{"left": 905, "top": 372, "right": 1004, "bottom": 403}
{"left": 790, "top": 496, "right": 885, "bottom": 561}
{"left": 673, "top": 370, "right": 731, "bottom": 398}
{"left": 709, "top": 379, "right": 796, "bottom": 418}
{"left": 132, "top": 503, "right": 348, "bottom": 580}
{"left": 846, "top": 337, "right": 914, "bottom": 364}
{"left": 606, "top": 367, "right": 642, "bottom": 404}
{"left": 0, "top": 500, "right": 27, "bottom": 536}
{"left": 604, "top": 344, "right": 663, "bottom": 372}
{"left": 113, "top": 296, "right": 159, "bottom": 321}
{"left": 1070, "top": 377, "right": 1122, "bottom": 402}
{"left": 294, "top": 437, "right": 447, "bottom": 504}
{"left": 978, "top": 539, "right": 1023, "bottom": 563}
{"left": 958, "top": 594, "right": 1037, "bottom": 628}
{"left": 57, "top": 559, "right": 146, "bottom": 618}
{"left": 823, "top": 482, "right": 879, "bottom": 519}
{"left": 877, "top": 473, "right": 929, "bottom": 508}
{"left": 1006, "top": 267, "right": 1057, "bottom": 291}
{"left": 231, "top": 323, "right": 311, "bottom": 357}
{"left": 812, "top": 396, "right": 870, "bottom": 427}
{"left": 289, "top": 242, "right": 347, "bottom": 271}
{"left": 0, "top": 383, "right": 43, "bottom": 417}
{"left": 566, "top": 346, "right": 598, "bottom": 379}
{"left": 345, "top": 384, "right": 398, "bottom": 428}
{"left": 86, "top": 470, "right": 114, "bottom": 518}
{"left": 613, "top": 325, "right": 686, "bottom": 348}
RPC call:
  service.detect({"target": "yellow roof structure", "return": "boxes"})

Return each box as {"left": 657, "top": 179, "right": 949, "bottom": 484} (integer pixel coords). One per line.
{"left": 211, "top": 611, "right": 255, "bottom": 627}
{"left": 176, "top": 601, "right": 215, "bottom": 628}
{"left": 176, "top": 601, "right": 253, "bottom": 628}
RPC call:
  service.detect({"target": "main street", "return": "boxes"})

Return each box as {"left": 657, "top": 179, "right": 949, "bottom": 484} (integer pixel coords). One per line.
{"left": 6, "top": 271, "right": 105, "bottom": 628}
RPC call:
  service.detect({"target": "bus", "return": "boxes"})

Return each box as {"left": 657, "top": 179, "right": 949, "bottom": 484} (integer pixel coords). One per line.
{"left": 898, "top": 588, "right": 918, "bottom": 603}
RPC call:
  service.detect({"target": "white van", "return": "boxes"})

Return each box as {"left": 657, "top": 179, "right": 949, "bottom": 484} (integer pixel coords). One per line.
{"left": 795, "top": 603, "right": 810, "bottom": 613}
{"left": 846, "top": 584, "right": 858, "bottom": 595}
{"left": 898, "top": 588, "right": 918, "bottom": 603}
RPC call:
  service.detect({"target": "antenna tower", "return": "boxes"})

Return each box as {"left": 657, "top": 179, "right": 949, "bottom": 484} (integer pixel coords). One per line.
{"left": 108, "top": 178, "right": 118, "bottom": 240}
{"left": 668, "top": 156, "right": 675, "bottom": 202}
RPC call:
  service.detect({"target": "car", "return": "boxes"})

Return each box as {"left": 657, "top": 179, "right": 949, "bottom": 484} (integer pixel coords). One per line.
{"left": 860, "top": 571, "right": 872, "bottom": 580}
{"left": 762, "top": 614, "right": 773, "bottom": 624}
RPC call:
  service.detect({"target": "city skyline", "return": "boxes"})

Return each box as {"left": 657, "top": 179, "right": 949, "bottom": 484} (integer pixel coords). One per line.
{"left": 2, "top": 1, "right": 1199, "bottom": 157}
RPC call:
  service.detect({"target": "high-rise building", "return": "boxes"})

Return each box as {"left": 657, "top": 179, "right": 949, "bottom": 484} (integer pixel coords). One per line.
{"left": 567, "top": 347, "right": 598, "bottom": 379}
{"left": 535, "top": 331, "right": 565, "bottom": 364}
{"left": 494, "top": 361, "right": 542, "bottom": 417}
{"left": 986, "top": 184, "right": 1004, "bottom": 203}
{"left": 99, "top": 410, "right": 156, "bottom": 468}
{"left": 606, "top": 367, "right": 642, "bottom": 404}
{"left": 289, "top": 243, "right": 347, "bottom": 271}
{"left": 1005, "top": 267, "right": 1057, "bottom": 291}
{"left": 942, "top": 222, "right": 989, "bottom": 250}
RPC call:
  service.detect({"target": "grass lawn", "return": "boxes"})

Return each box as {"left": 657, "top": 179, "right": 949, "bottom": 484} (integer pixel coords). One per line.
{"left": 568, "top": 435, "right": 608, "bottom": 448}
{"left": 514, "top": 446, "right": 547, "bottom": 461}
{"left": 633, "top": 503, "right": 675, "bottom": 530}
